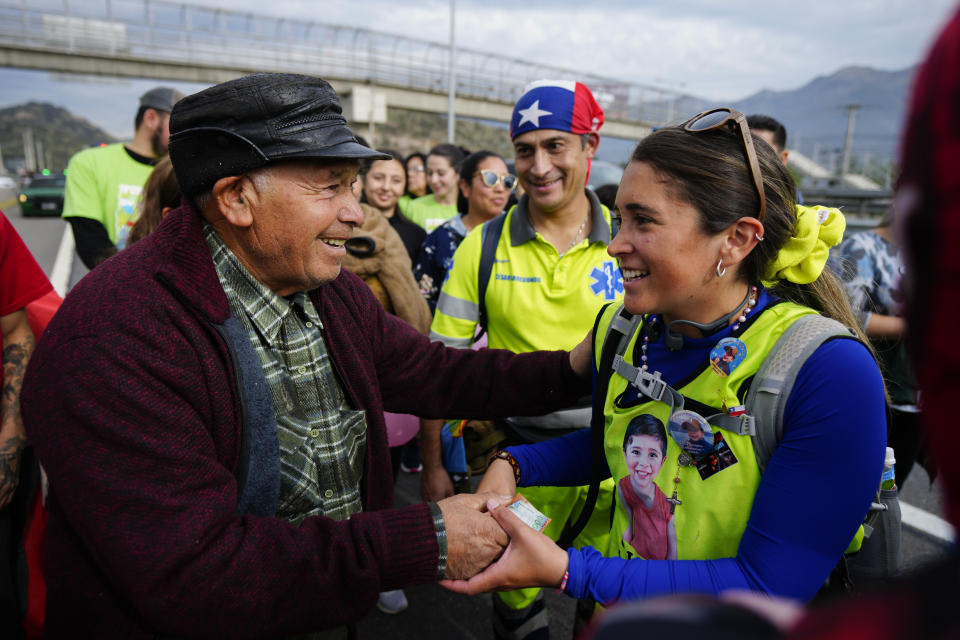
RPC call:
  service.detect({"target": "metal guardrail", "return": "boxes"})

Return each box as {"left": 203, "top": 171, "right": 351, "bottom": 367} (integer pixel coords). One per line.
{"left": 802, "top": 187, "right": 893, "bottom": 220}
{"left": 0, "top": 0, "right": 708, "bottom": 126}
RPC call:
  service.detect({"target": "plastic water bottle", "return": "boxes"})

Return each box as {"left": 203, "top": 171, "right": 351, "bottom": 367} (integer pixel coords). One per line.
{"left": 881, "top": 447, "right": 896, "bottom": 490}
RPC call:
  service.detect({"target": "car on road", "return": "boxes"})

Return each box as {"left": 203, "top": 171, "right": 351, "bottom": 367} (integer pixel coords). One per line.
{"left": 586, "top": 160, "right": 624, "bottom": 190}
{"left": 19, "top": 174, "right": 66, "bottom": 217}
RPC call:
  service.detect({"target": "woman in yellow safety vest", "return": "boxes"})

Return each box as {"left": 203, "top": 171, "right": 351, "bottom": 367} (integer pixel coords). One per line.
{"left": 444, "top": 108, "right": 887, "bottom": 605}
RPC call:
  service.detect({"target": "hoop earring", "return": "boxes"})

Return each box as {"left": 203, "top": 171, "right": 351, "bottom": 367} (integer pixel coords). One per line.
{"left": 754, "top": 233, "right": 764, "bottom": 242}
{"left": 716, "top": 259, "right": 726, "bottom": 278}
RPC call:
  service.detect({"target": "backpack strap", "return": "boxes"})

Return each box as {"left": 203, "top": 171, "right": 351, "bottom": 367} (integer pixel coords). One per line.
{"left": 474, "top": 212, "right": 507, "bottom": 341}
{"left": 556, "top": 304, "right": 638, "bottom": 548}
{"left": 743, "top": 314, "right": 855, "bottom": 474}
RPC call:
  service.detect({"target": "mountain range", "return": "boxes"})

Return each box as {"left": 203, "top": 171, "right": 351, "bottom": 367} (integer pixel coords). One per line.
{"left": 0, "top": 101, "right": 115, "bottom": 173}
{"left": 0, "top": 64, "right": 912, "bottom": 175}
{"left": 731, "top": 65, "right": 913, "bottom": 167}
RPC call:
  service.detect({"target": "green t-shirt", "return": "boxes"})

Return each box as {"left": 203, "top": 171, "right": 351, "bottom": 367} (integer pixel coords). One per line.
{"left": 403, "top": 194, "right": 457, "bottom": 233}
{"left": 397, "top": 194, "right": 414, "bottom": 216}
{"left": 62, "top": 143, "right": 156, "bottom": 249}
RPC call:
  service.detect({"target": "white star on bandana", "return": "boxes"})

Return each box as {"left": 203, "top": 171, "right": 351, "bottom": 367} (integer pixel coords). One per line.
{"left": 516, "top": 99, "right": 552, "bottom": 128}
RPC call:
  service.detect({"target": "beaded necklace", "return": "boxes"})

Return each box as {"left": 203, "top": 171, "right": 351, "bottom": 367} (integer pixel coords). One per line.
{"left": 639, "top": 285, "right": 759, "bottom": 372}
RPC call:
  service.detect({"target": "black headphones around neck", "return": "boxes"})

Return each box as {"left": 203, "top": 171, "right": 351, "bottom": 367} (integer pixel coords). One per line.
{"left": 662, "top": 287, "right": 753, "bottom": 351}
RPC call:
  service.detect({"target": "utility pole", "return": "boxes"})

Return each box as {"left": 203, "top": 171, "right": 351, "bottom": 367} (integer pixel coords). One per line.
{"left": 447, "top": 0, "right": 456, "bottom": 144}
{"left": 840, "top": 104, "right": 860, "bottom": 176}
{"left": 368, "top": 83, "right": 376, "bottom": 147}
{"left": 36, "top": 139, "right": 45, "bottom": 172}
{"left": 22, "top": 128, "right": 35, "bottom": 173}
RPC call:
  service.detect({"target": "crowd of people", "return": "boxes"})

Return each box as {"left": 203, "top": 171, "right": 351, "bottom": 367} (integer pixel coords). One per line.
{"left": 1, "top": 8, "right": 957, "bottom": 637}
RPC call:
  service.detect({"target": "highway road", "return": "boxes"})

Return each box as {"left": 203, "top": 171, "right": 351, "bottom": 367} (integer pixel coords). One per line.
{"left": 2, "top": 188, "right": 953, "bottom": 617}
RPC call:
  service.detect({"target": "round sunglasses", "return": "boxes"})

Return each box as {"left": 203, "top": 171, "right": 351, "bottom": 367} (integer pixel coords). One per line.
{"left": 475, "top": 170, "right": 518, "bottom": 190}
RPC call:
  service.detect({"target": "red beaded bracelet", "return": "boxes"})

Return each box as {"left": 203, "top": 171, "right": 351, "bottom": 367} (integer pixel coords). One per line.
{"left": 558, "top": 569, "right": 569, "bottom": 593}
{"left": 489, "top": 450, "right": 521, "bottom": 486}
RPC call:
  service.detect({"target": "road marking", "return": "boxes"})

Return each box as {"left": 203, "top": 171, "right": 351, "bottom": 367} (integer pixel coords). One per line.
{"left": 0, "top": 196, "right": 17, "bottom": 210}
{"left": 50, "top": 224, "right": 74, "bottom": 297}
{"left": 901, "top": 501, "right": 955, "bottom": 543}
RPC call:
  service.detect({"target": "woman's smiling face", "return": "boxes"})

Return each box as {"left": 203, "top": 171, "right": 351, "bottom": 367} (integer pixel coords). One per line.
{"left": 609, "top": 160, "right": 726, "bottom": 322}
{"left": 427, "top": 154, "right": 458, "bottom": 199}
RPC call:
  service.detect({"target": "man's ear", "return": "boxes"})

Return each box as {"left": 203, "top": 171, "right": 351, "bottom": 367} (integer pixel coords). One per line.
{"left": 583, "top": 131, "right": 600, "bottom": 160}
{"left": 212, "top": 176, "right": 253, "bottom": 228}
{"left": 142, "top": 108, "right": 161, "bottom": 131}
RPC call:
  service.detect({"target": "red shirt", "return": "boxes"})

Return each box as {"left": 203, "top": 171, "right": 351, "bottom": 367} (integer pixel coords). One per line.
{"left": 0, "top": 211, "right": 52, "bottom": 319}
{"left": 619, "top": 476, "right": 672, "bottom": 560}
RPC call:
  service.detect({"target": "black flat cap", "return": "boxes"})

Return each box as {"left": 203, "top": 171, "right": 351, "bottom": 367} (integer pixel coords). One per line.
{"left": 168, "top": 73, "right": 388, "bottom": 195}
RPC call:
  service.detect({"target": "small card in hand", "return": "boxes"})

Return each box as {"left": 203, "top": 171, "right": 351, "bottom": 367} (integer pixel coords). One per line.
{"left": 506, "top": 494, "right": 551, "bottom": 533}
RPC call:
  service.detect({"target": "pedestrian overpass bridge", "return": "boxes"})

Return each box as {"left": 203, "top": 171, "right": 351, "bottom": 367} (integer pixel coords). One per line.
{"left": 0, "top": 0, "right": 706, "bottom": 141}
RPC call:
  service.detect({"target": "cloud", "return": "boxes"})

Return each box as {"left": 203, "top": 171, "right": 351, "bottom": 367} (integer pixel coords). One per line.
{"left": 250, "top": 0, "right": 954, "bottom": 100}
{"left": 1, "top": 0, "right": 955, "bottom": 136}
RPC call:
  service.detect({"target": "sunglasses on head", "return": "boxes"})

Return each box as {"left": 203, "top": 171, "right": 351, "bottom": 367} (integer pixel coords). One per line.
{"left": 476, "top": 170, "right": 517, "bottom": 190}
{"left": 681, "top": 107, "right": 767, "bottom": 223}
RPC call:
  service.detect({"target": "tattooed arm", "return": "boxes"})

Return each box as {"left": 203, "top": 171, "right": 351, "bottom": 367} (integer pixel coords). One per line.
{"left": 0, "top": 308, "right": 34, "bottom": 508}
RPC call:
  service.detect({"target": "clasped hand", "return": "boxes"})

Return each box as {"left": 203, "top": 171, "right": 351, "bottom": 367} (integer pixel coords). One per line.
{"left": 439, "top": 494, "right": 569, "bottom": 595}
{"left": 438, "top": 492, "right": 511, "bottom": 580}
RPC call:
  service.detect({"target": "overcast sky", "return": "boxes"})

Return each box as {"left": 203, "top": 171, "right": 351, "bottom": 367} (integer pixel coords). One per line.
{"left": 0, "top": 0, "right": 956, "bottom": 140}
{"left": 186, "top": 0, "right": 957, "bottom": 99}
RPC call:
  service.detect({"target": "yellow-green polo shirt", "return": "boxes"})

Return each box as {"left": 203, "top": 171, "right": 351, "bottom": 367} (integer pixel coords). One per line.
{"left": 430, "top": 189, "right": 623, "bottom": 351}
{"left": 430, "top": 189, "right": 623, "bottom": 612}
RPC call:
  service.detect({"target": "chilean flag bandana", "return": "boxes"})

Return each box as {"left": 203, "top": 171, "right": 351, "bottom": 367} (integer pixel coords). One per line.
{"left": 510, "top": 80, "right": 605, "bottom": 140}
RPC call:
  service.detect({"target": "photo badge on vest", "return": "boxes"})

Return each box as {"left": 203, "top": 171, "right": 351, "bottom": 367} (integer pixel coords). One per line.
{"left": 709, "top": 337, "right": 746, "bottom": 377}
{"left": 667, "top": 409, "right": 738, "bottom": 480}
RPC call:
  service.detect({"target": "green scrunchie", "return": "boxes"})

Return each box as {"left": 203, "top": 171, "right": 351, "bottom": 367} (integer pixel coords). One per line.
{"left": 762, "top": 204, "right": 846, "bottom": 284}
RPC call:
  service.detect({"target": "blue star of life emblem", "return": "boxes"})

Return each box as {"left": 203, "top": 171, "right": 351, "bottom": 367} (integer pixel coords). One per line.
{"left": 590, "top": 261, "right": 624, "bottom": 301}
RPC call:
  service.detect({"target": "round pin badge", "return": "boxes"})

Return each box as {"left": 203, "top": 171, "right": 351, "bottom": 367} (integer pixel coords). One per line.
{"left": 667, "top": 410, "right": 714, "bottom": 458}
{"left": 710, "top": 337, "right": 747, "bottom": 377}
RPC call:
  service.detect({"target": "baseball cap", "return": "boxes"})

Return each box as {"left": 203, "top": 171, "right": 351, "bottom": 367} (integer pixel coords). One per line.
{"left": 139, "top": 87, "right": 184, "bottom": 113}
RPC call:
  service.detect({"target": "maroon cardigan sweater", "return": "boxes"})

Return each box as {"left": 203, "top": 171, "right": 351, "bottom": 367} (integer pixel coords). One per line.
{"left": 22, "top": 204, "right": 587, "bottom": 638}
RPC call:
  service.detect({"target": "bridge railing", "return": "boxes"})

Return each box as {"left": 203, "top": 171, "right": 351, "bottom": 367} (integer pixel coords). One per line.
{"left": 0, "top": 0, "right": 708, "bottom": 125}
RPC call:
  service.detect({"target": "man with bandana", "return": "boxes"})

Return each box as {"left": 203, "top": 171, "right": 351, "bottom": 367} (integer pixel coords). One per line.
{"left": 427, "top": 80, "right": 622, "bottom": 640}
{"left": 62, "top": 86, "right": 184, "bottom": 269}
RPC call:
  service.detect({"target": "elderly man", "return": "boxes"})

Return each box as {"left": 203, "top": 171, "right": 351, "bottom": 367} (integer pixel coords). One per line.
{"left": 22, "top": 74, "right": 590, "bottom": 638}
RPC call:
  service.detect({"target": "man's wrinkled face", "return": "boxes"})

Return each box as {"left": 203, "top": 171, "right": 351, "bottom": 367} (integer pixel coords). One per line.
{"left": 238, "top": 160, "right": 364, "bottom": 296}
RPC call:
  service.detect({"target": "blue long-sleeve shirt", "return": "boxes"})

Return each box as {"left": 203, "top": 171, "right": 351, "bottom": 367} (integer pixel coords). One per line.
{"left": 509, "top": 294, "right": 886, "bottom": 605}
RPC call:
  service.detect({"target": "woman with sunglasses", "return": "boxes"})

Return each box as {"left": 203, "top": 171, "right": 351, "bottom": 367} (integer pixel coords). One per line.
{"left": 404, "top": 144, "right": 467, "bottom": 233}
{"left": 445, "top": 109, "right": 886, "bottom": 606}
{"left": 399, "top": 152, "right": 430, "bottom": 207}
{"left": 414, "top": 150, "right": 515, "bottom": 313}
{"left": 397, "top": 152, "right": 430, "bottom": 222}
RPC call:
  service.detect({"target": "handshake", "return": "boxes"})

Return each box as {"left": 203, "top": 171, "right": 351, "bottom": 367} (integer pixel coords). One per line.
{"left": 433, "top": 463, "right": 570, "bottom": 594}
